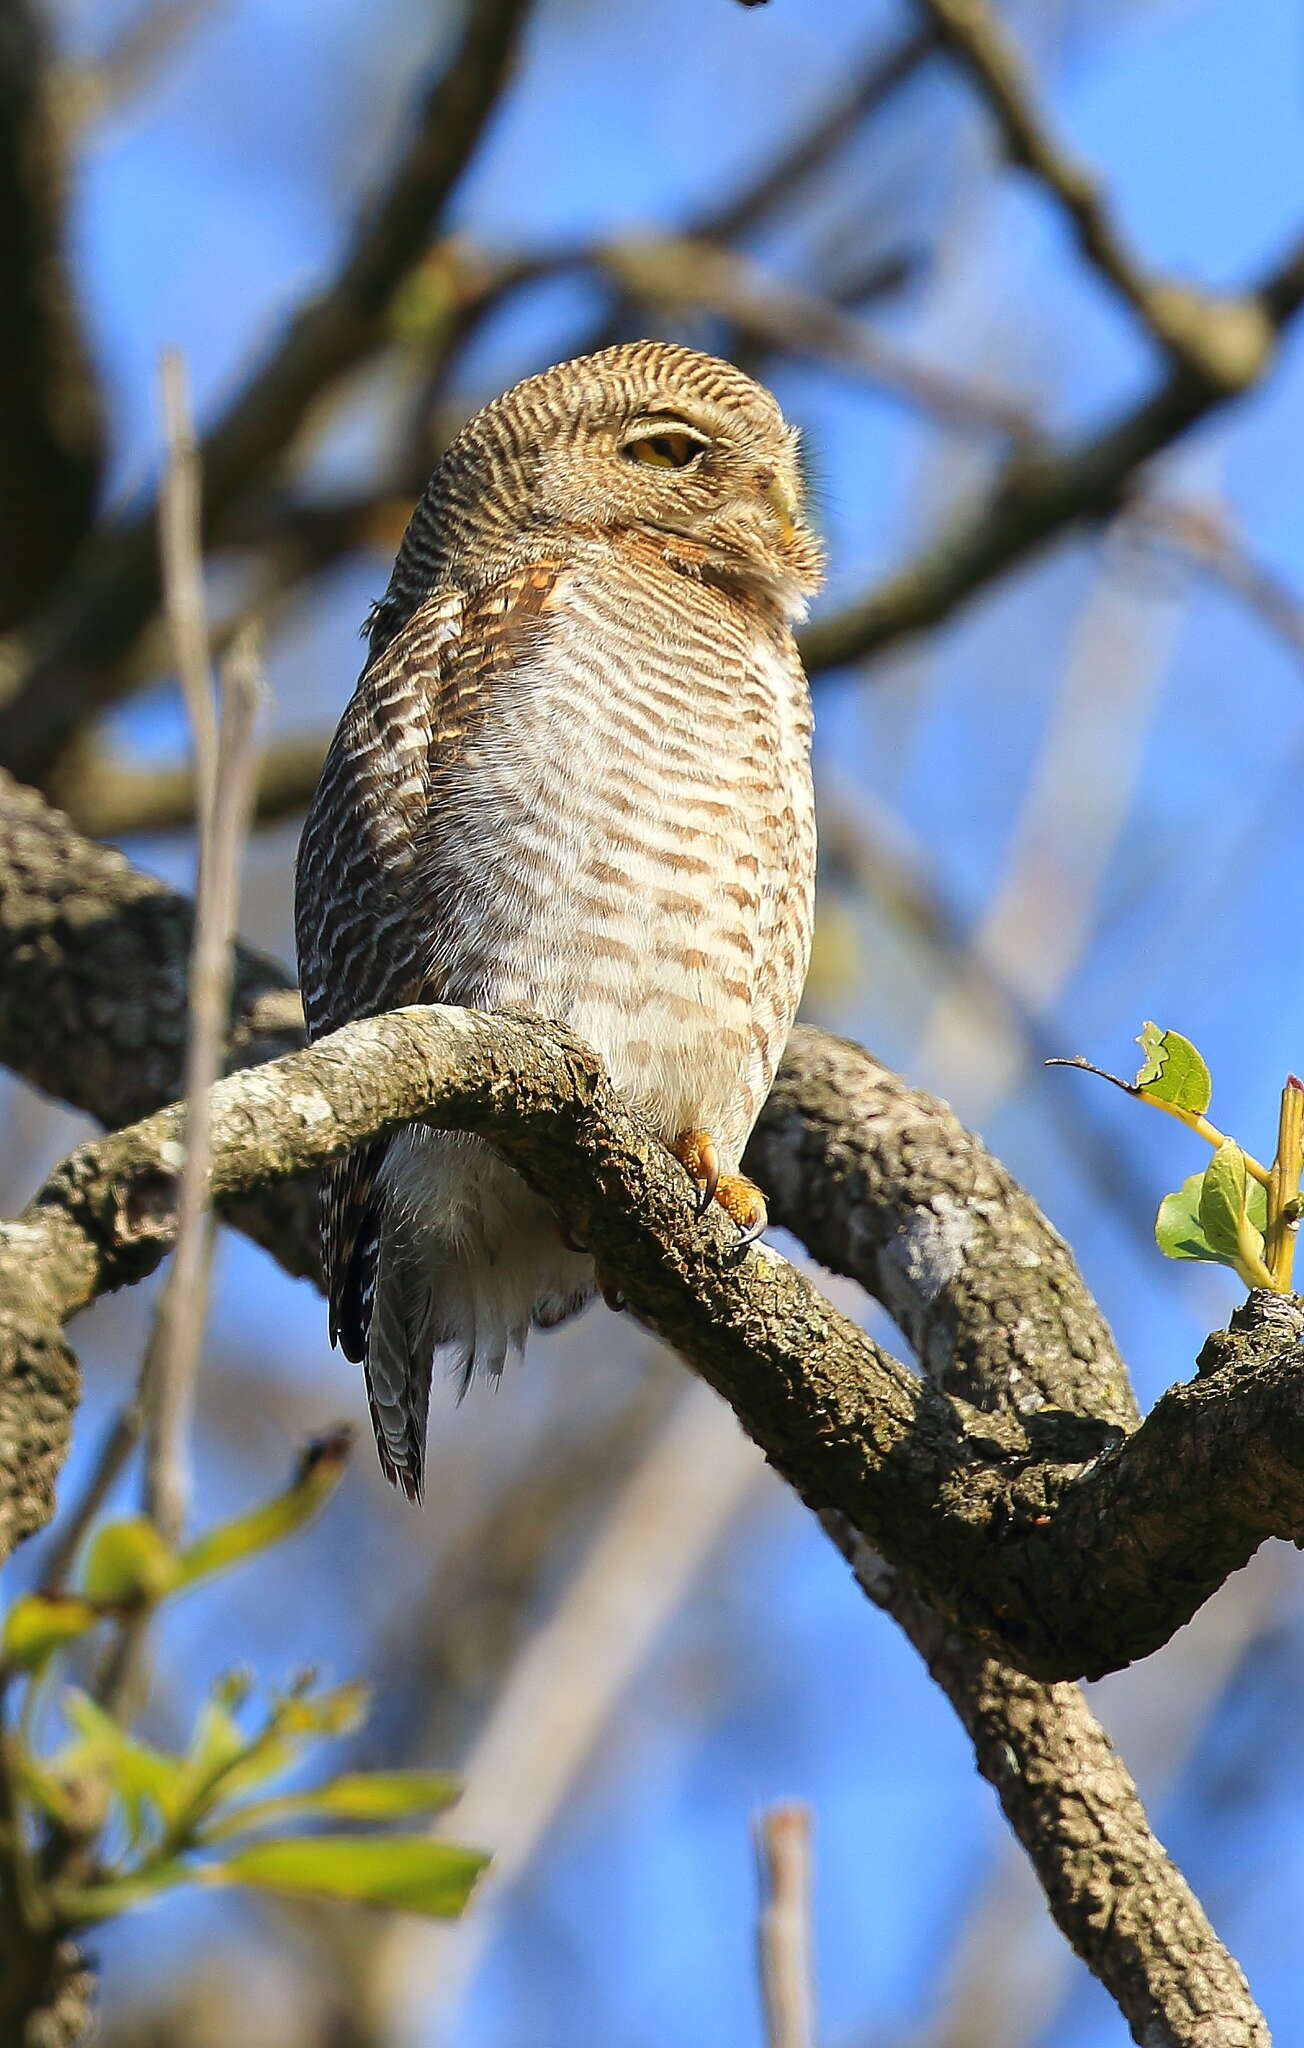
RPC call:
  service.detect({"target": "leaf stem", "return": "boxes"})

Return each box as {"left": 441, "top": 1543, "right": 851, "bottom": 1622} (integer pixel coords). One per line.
{"left": 1147, "top": 1096, "right": 1273, "bottom": 1184}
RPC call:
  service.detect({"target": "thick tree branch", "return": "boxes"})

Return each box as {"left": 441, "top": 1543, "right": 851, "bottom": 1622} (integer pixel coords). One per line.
{"left": 0, "top": 1, "right": 103, "bottom": 633}
{"left": 0, "top": 0, "right": 533, "bottom": 786}
{"left": 4, "top": 988, "right": 1304, "bottom": 1691}
{"left": 753, "top": 1032, "right": 1266, "bottom": 2045}
{"left": 0, "top": 774, "right": 1275, "bottom": 2039}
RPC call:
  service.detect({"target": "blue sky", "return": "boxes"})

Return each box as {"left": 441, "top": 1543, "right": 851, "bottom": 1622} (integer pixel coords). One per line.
{"left": 18, "top": 0, "right": 1304, "bottom": 2039}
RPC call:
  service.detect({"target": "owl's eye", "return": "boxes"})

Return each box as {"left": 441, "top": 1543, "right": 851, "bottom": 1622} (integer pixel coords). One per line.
{"left": 621, "top": 427, "right": 708, "bottom": 470}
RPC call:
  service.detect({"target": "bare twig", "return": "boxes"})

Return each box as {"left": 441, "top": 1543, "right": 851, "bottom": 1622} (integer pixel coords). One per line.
{"left": 1122, "top": 495, "right": 1304, "bottom": 669}
{"left": 0, "top": 1, "right": 103, "bottom": 631}
{"left": 913, "top": 0, "right": 1269, "bottom": 383}
{"left": 62, "top": 0, "right": 222, "bottom": 131}
{"left": 756, "top": 1803, "right": 816, "bottom": 2048}
{"left": 691, "top": 25, "right": 940, "bottom": 244}
{"left": 603, "top": 237, "right": 1037, "bottom": 443}
{"left": 0, "top": 0, "right": 534, "bottom": 785}
{"left": 362, "top": 1381, "right": 764, "bottom": 2040}
{"left": 142, "top": 620, "right": 262, "bottom": 1545}
{"left": 795, "top": 221, "right": 1303, "bottom": 679}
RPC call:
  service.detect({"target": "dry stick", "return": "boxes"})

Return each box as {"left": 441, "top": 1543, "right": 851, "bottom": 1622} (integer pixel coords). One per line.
{"left": 911, "top": 0, "right": 1266, "bottom": 383}
{"left": 141, "top": 620, "right": 261, "bottom": 1544}
{"left": 756, "top": 1803, "right": 816, "bottom": 2048}
{"left": 0, "top": 0, "right": 534, "bottom": 786}
{"left": 362, "top": 1380, "right": 765, "bottom": 2044}
{"left": 692, "top": 23, "right": 940, "bottom": 244}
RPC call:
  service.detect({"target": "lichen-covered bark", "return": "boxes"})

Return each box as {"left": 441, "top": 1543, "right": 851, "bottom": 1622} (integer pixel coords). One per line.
{"left": 0, "top": 773, "right": 1281, "bottom": 2042}
{"left": 756, "top": 1029, "right": 1265, "bottom": 2044}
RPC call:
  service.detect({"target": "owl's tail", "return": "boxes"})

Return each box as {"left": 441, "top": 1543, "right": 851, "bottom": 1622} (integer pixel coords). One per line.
{"left": 336, "top": 1131, "right": 594, "bottom": 1499}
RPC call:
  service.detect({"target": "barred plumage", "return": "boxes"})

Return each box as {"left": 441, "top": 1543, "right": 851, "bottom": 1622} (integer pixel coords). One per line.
{"left": 295, "top": 342, "right": 822, "bottom": 1498}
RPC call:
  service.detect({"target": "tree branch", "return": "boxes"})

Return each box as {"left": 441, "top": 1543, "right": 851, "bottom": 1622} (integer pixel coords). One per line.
{"left": 0, "top": 0, "right": 533, "bottom": 786}
{"left": 3, "top": 982, "right": 1304, "bottom": 1695}
{"left": 0, "top": 773, "right": 1276, "bottom": 2039}
{"left": 913, "top": 0, "right": 1265, "bottom": 380}
{"left": 0, "top": 0, "right": 103, "bottom": 633}
{"left": 798, "top": 228, "right": 1303, "bottom": 676}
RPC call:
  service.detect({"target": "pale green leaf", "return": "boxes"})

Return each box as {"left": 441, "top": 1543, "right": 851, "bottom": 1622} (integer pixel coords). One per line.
{"left": 79, "top": 1517, "right": 178, "bottom": 1606}
{"left": 1199, "top": 1142, "right": 1263, "bottom": 1264}
{"left": 3, "top": 1593, "right": 98, "bottom": 1671}
{"left": 175, "top": 1430, "right": 352, "bottom": 1591}
{"left": 1156, "top": 1159, "right": 1269, "bottom": 1268}
{"left": 205, "top": 1833, "right": 488, "bottom": 1916}
{"left": 61, "top": 1689, "right": 183, "bottom": 1841}
{"left": 207, "top": 1770, "right": 461, "bottom": 1840}
{"left": 52, "top": 1859, "right": 195, "bottom": 1926}
{"left": 1134, "top": 1023, "right": 1213, "bottom": 1115}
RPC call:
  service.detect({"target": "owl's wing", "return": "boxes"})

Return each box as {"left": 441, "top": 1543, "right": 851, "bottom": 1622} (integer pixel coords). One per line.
{"left": 294, "top": 567, "right": 564, "bottom": 1380}
{"left": 295, "top": 588, "right": 466, "bottom": 1366}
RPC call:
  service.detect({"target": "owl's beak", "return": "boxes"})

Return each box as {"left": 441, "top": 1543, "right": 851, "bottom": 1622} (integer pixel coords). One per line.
{"left": 762, "top": 474, "right": 799, "bottom": 547}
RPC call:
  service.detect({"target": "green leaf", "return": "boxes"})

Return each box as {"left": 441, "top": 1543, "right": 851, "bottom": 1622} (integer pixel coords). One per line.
{"left": 61, "top": 1689, "right": 183, "bottom": 1843}
{"left": 8, "top": 1739, "right": 108, "bottom": 1834}
{"left": 206, "top": 1770, "right": 461, "bottom": 1840}
{"left": 1199, "top": 1142, "right": 1264, "bottom": 1264}
{"left": 51, "top": 1860, "right": 195, "bottom": 1926}
{"left": 3, "top": 1593, "right": 99, "bottom": 1671}
{"left": 1156, "top": 1158, "right": 1269, "bottom": 1268}
{"left": 174, "top": 1429, "right": 353, "bottom": 1591}
{"left": 205, "top": 1833, "right": 488, "bottom": 1917}
{"left": 79, "top": 1517, "right": 178, "bottom": 1606}
{"left": 1134, "top": 1023, "right": 1213, "bottom": 1115}
{"left": 277, "top": 1681, "right": 370, "bottom": 1740}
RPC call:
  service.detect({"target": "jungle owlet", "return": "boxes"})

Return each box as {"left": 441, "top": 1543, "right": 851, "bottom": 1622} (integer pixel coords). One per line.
{"left": 295, "top": 342, "right": 823, "bottom": 1498}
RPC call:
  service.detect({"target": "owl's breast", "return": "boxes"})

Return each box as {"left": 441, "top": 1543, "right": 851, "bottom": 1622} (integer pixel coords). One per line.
{"left": 427, "top": 552, "right": 815, "bottom": 1163}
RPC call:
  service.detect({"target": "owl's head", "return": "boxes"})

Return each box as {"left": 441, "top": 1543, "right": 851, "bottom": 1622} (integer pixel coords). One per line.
{"left": 404, "top": 342, "right": 823, "bottom": 625}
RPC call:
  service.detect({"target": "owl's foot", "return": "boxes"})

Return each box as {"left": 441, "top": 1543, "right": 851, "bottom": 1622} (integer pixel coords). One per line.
{"left": 671, "top": 1130, "right": 768, "bottom": 1248}
{"left": 714, "top": 1172, "right": 768, "bottom": 1248}
{"left": 672, "top": 1128, "right": 720, "bottom": 1218}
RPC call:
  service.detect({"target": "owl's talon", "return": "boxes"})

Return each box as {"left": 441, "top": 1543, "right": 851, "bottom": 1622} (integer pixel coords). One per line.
{"left": 715, "top": 1173, "right": 768, "bottom": 1249}
{"left": 598, "top": 1269, "right": 626, "bottom": 1313}
{"left": 672, "top": 1128, "right": 720, "bottom": 1217}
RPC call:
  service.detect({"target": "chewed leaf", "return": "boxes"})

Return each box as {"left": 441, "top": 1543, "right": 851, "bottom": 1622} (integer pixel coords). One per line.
{"left": 205, "top": 1833, "right": 488, "bottom": 1917}
{"left": 1134, "top": 1023, "right": 1212, "bottom": 1115}
{"left": 80, "top": 1517, "right": 178, "bottom": 1606}
{"left": 3, "top": 1593, "right": 98, "bottom": 1671}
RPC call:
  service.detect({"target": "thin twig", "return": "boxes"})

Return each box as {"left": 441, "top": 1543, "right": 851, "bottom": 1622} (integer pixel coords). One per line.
{"left": 912, "top": 0, "right": 1266, "bottom": 383}
{"left": 691, "top": 24, "right": 940, "bottom": 244}
{"left": 603, "top": 236, "right": 1037, "bottom": 443}
{"left": 142, "top": 359, "right": 262, "bottom": 1545}
{"left": 756, "top": 1803, "right": 816, "bottom": 2048}
{"left": 142, "top": 618, "right": 262, "bottom": 1545}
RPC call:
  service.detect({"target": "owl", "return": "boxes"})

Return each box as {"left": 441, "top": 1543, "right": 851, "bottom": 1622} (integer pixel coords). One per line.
{"left": 295, "top": 341, "right": 823, "bottom": 1499}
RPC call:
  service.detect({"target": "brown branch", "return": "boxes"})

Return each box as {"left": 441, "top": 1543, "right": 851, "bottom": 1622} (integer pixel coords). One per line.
{"left": 690, "top": 25, "right": 941, "bottom": 244}
{"left": 5, "top": 984, "right": 1304, "bottom": 1696}
{"left": 0, "top": 0, "right": 534, "bottom": 787}
{"left": 0, "top": 774, "right": 1276, "bottom": 2041}
{"left": 0, "top": 1, "right": 104, "bottom": 633}
{"left": 602, "top": 236, "right": 1037, "bottom": 442}
{"left": 798, "top": 226, "right": 1304, "bottom": 676}
{"left": 913, "top": 0, "right": 1265, "bottom": 382}
{"left": 751, "top": 1032, "right": 1267, "bottom": 2045}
